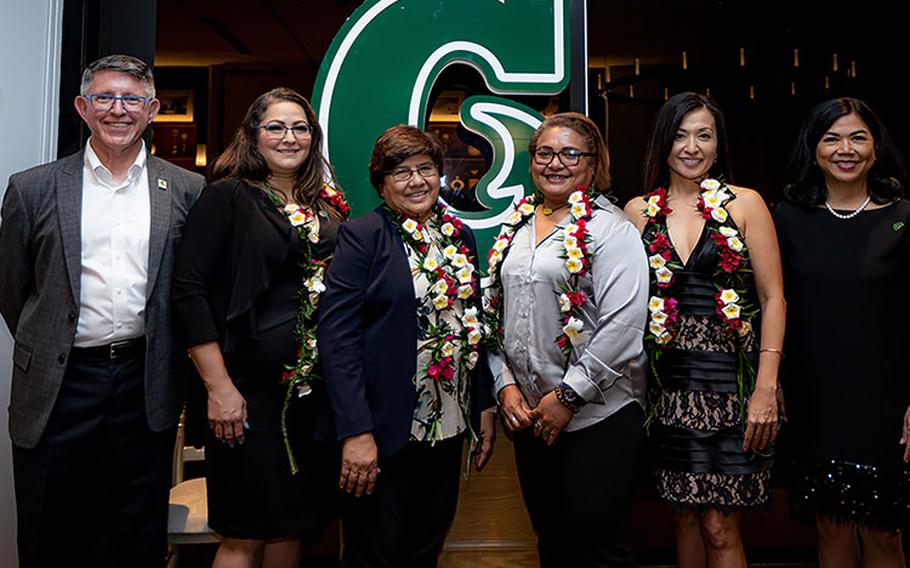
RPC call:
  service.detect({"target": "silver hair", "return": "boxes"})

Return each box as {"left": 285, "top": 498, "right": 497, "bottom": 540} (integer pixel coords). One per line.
{"left": 80, "top": 54, "right": 156, "bottom": 98}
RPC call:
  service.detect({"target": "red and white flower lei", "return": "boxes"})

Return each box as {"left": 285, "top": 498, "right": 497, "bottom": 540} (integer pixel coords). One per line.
{"left": 641, "top": 179, "right": 756, "bottom": 349}
{"left": 485, "top": 187, "right": 596, "bottom": 360}
{"left": 265, "top": 184, "right": 349, "bottom": 473}
{"left": 388, "top": 203, "right": 483, "bottom": 392}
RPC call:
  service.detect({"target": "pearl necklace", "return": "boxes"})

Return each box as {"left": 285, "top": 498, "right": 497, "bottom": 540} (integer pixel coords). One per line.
{"left": 825, "top": 194, "right": 871, "bottom": 219}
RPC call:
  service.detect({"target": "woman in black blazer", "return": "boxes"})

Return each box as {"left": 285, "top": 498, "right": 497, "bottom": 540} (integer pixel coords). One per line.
{"left": 317, "top": 125, "right": 496, "bottom": 568}
{"left": 173, "top": 88, "right": 347, "bottom": 567}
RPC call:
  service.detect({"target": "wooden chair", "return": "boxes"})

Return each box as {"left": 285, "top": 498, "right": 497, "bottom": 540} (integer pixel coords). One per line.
{"left": 166, "top": 413, "right": 219, "bottom": 568}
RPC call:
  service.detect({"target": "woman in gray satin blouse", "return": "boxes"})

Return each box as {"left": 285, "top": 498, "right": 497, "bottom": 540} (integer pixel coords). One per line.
{"left": 485, "top": 112, "right": 648, "bottom": 567}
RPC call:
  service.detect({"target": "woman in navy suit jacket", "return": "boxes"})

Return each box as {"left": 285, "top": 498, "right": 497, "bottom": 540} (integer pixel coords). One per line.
{"left": 317, "top": 125, "right": 496, "bottom": 568}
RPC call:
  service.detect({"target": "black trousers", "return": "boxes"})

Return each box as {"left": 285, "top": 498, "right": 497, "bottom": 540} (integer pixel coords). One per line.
{"left": 12, "top": 345, "right": 175, "bottom": 568}
{"left": 341, "top": 434, "right": 464, "bottom": 568}
{"left": 513, "top": 403, "right": 644, "bottom": 568}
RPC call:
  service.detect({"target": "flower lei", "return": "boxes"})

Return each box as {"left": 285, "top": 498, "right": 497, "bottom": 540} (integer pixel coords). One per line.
{"left": 485, "top": 186, "right": 597, "bottom": 363}
{"left": 641, "top": 178, "right": 757, "bottom": 417}
{"left": 386, "top": 202, "right": 483, "bottom": 442}
{"left": 264, "top": 183, "right": 349, "bottom": 474}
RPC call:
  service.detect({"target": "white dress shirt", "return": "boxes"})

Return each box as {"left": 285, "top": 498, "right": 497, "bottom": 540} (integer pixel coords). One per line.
{"left": 490, "top": 196, "right": 649, "bottom": 431}
{"left": 74, "top": 139, "right": 151, "bottom": 347}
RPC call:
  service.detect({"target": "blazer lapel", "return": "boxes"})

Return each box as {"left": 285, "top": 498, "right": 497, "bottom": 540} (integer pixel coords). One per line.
{"left": 55, "top": 152, "right": 85, "bottom": 305}
{"left": 145, "top": 157, "right": 171, "bottom": 299}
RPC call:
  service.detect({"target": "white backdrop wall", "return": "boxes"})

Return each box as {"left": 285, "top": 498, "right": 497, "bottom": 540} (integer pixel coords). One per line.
{"left": 0, "top": 0, "right": 63, "bottom": 562}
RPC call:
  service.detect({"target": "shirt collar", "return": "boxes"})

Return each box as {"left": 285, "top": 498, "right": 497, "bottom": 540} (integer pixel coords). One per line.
{"left": 84, "top": 138, "right": 147, "bottom": 188}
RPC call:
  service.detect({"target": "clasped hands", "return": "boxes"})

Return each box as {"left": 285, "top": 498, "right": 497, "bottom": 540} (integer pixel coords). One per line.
{"left": 499, "top": 384, "right": 571, "bottom": 446}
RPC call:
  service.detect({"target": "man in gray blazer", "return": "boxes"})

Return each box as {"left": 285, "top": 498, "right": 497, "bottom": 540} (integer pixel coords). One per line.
{"left": 0, "top": 54, "right": 204, "bottom": 567}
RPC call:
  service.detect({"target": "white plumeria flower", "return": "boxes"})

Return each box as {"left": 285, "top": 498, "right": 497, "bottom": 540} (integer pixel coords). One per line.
{"left": 308, "top": 224, "right": 320, "bottom": 244}
{"left": 492, "top": 238, "right": 509, "bottom": 253}
{"left": 307, "top": 337, "right": 318, "bottom": 349}
{"left": 656, "top": 331, "right": 673, "bottom": 345}
{"left": 571, "top": 202, "right": 587, "bottom": 219}
{"left": 433, "top": 279, "right": 448, "bottom": 295}
{"left": 566, "top": 258, "right": 584, "bottom": 274}
{"left": 646, "top": 204, "right": 660, "bottom": 217}
{"left": 563, "top": 317, "right": 584, "bottom": 339}
{"left": 304, "top": 277, "right": 326, "bottom": 293}
{"left": 442, "top": 341, "right": 456, "bottom": 357}
{"left": 647, "top": 195, "right": 661, "bottom": 206}
{"left": 488, "top": 249, "right": 502, "bottom": 264}
{"left": 700, "top": 179, "right": 721, "bottom": 191}
{"left": 718, "top": 289, "right": 739, "bottom": 304}
{"left": 442, "top": 244, "right": 458, "bottom": 259}
{"left": 433, "top": 294, "right": 450, "bottom": 310}
{"left": 566, "top": 247, "right": 584, "bottom": 259}
{"left": 518, "top": 202, "right": 535, "bottom": 215}
{"left": 498, "top": 225, "right": 515, "bottom": 238}
{"left": 461, "top": 307, "right": 479, "bottom": 327}
{"left": 726, "top": 236, "right": 744, "bottom": 252}
{"left": 648, "top": 254, "right": 667, "bottom": 269}
{"left": 412, "top": 229, "right": 424, "bottom": 241}
{"left": 466, "top": 350, "right": 479, "bottom": 369}
{"left": 721, "top": 303, "right": 741, "bottom": 320}
{"left": 284, "top": 203, "right": 300, "bottom": 215}
{"left": 467, "top": 328, "right": 482, "bottom": 345}
{"left": 703, "top": 191, "right": 722, "bottom": 208}
{"left": 558, "top": 293, "right": 572, "bottom": 313}
{"left": 423, "top": 257, "right": 439, "bottom": 271}
{"left": 655, "top": 266, "right": 673, "bottom": 284}
{"left": 711, "top": 207, "right": 729, "bottom": 223}
{"left": 715, "top": 189, "right": 730, "bottom": 203}
{"left": 452, "top": 253, "right": 468, "bottom": 268}
{"left": 651, "top": 311, "right": 668, "bottom": 325}
{"left": 564, "top": 235, "right": 578, "bottom": 249}
{"left": 457, "top": 284, "right": 473, "bottom": 299}
{"left": 507, "top": 211, "right": 523, "bottom": 225}
{"left": 288, "top": 211, "right": 308, "bottom": 226}
{"left": 649, "top": 321, "right": 666, "bottom": 336}
{"left": 564, "top": 223, "right": 578, "bottom": 235}
{"left": 719, "top": 226, "right": 738, "bottom": 237}
{"left": 568, "top": 191, "right": 585, "bottom": 204}
{"left": 402, "top": 219, "right": 418, "bottom": 233}
{"left": 648, "top": 296, "right": 665, "bottom": 313}
{"left": 441, "top": 222, "right": 455, "bottom": 236}
{"left": 456, "top": 267, "right": 473, "bottom": 284}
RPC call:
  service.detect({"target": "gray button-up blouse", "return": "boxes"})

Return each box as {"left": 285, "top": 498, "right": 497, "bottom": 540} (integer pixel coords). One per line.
{"left": 490, "top": 196, "right": 649, "bottom": 431}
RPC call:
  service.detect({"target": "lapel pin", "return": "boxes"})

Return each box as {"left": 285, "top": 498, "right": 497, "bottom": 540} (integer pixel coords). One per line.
{"left": 158, "top": 178, "right": 168, "bottom": 190}
{"left": 892, "top": 221, "right": 905, "bottom": 231}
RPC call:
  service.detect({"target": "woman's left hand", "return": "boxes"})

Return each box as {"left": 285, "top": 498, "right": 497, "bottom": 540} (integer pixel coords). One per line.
{"left": 531, "top": 392, "right": 572, "bottom": 446}
{"left": 472, "top": 408, "right": 497, "bottom": 471}
{"left": 900, "top": 405, "right": 910, "bottom": 463}
{"left": 743, "top": 384, "right": 778, "bottom": 451}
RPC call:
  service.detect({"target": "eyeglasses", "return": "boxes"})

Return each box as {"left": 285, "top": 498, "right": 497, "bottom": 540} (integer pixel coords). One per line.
{"left": 83, "top": 94, "right": 151, "bottom": 112}
{"left": 533, "top": 147, "right": 595, "bottom": 167}
{"left": 387, "top": 163, "right": 439, "bottom": 182}
{"left": 259, "top": 123, "right": 313, "bottom": 139}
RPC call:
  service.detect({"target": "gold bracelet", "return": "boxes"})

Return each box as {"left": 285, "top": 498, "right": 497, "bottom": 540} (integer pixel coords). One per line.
{"left": 759, "top": 347, "right": 784, "bottom": 357}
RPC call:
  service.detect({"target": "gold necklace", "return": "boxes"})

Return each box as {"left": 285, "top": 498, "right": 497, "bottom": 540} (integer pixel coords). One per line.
{"left": 541, "top": 203, "right": 569, "bottom": 216}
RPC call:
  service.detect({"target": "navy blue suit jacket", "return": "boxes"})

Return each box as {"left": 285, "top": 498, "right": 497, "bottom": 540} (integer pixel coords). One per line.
{"left": 316, "top": 206, "right": 493, "bottom": 456}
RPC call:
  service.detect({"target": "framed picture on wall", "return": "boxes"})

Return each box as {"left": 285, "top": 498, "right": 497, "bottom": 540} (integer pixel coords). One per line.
{"left": 155, "top": 89, "right": 194, "bottom": 123}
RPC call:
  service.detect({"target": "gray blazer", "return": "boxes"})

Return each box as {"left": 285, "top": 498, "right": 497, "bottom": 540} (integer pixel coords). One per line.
{"left": 0, "top": 149, "right": 205, "bottom": 448}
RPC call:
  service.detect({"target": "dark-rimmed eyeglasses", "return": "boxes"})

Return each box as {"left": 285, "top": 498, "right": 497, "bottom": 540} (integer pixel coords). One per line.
{"left": 259, "top": 123, "right": 313, "bottom": 140}
{"left": 533, "top": 147, "right": 595, "bottom": 167}
{"left": 84, "top": 94, "right": 151, "bottom": 112}
{"left": 386, "top": 163, "right": 439, "bottom": 182}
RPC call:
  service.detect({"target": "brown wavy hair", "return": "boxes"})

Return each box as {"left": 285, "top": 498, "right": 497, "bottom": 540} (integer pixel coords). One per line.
{"left": 528, "top": 112, "right": 611, "bottom": 191}
{"left": 212, "top": 87, "right": 342, "bottom": 218}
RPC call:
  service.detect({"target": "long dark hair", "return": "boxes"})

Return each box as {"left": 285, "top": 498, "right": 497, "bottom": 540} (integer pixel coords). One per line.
{"left": 212, "top": 87, "right": 342, "bottom": 218}
{"left": 642, "top": 92, "right": 731, "bottom": 192}
{"left": 528, "top": 112, "right": 611, "bottom": 190}
{"left": 784, "top": 97, "right": 906, "bottom": 206}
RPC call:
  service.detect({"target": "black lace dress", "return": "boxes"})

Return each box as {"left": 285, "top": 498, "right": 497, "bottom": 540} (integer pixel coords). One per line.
{"left": 644, "top": 211, "right": 773, "bottom": 511}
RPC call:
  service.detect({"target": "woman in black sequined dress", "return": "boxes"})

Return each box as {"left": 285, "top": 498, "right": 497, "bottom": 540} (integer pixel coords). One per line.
{"left": 776, "top": 97, "right": 910, "bottom": 567}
